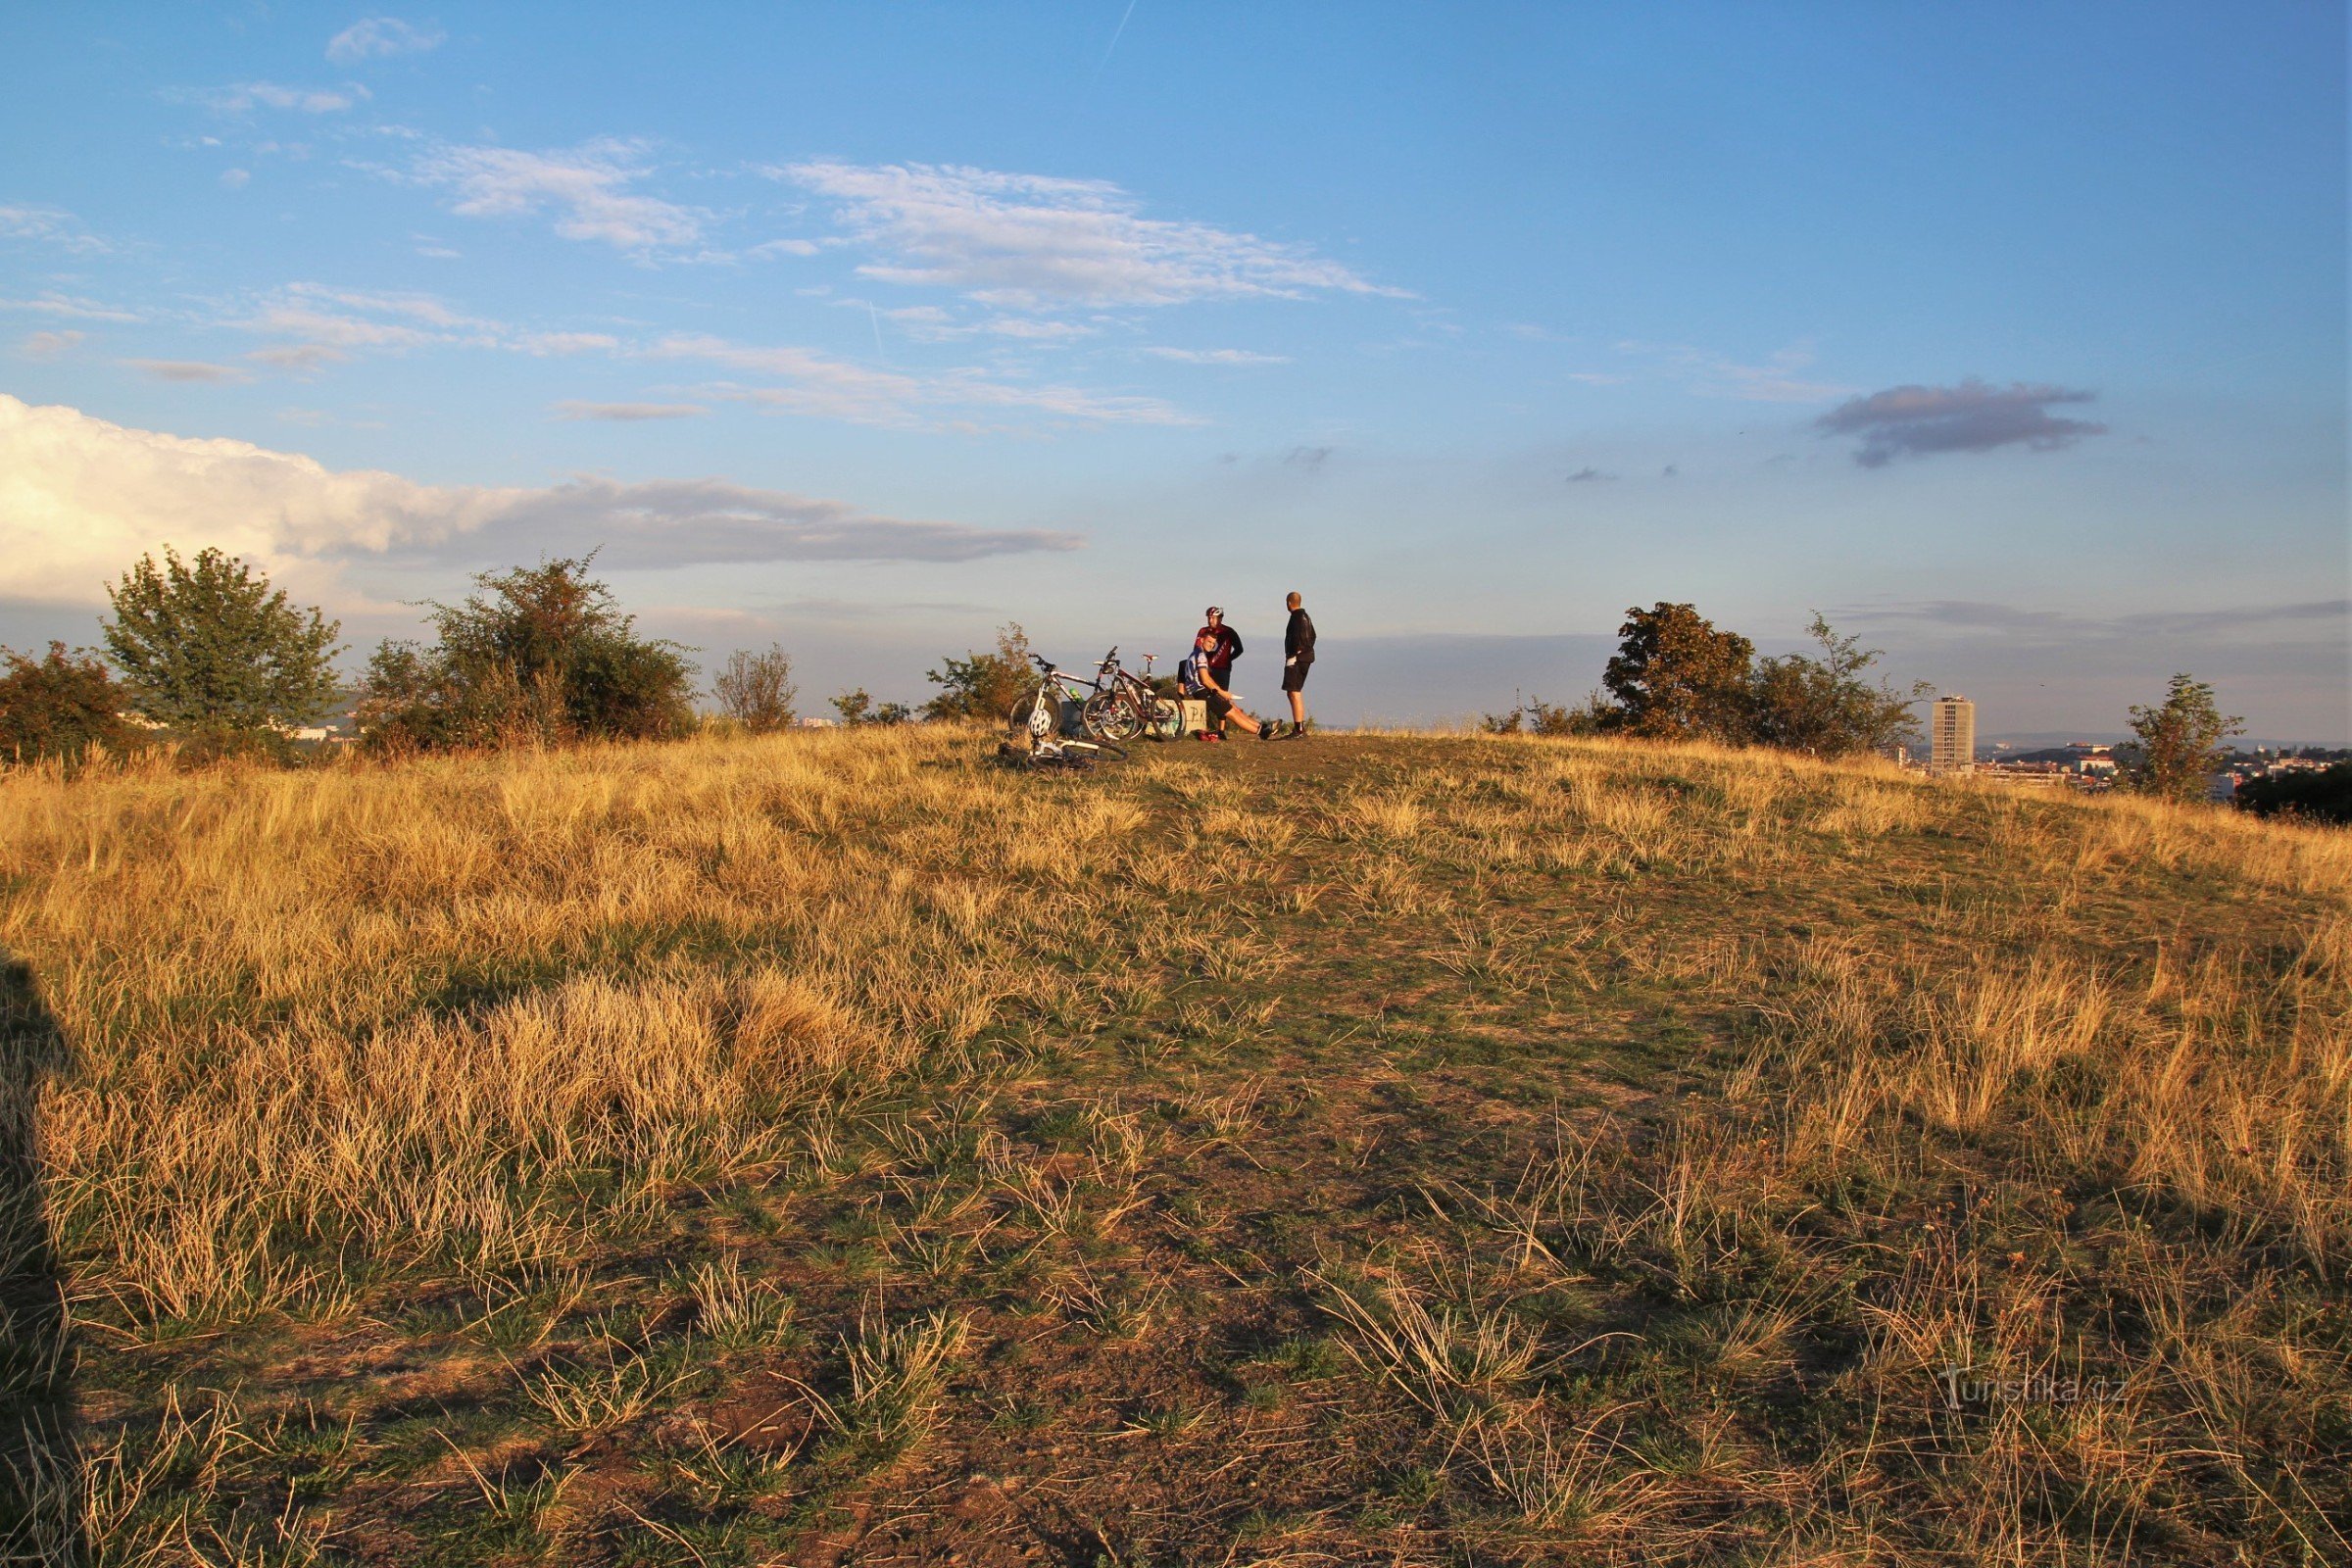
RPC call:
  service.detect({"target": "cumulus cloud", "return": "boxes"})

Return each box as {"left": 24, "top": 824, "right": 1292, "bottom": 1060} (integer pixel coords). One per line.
{"left": 774, "top": 161, "right": 1398, "bottom": 308}
{"left": 125, "top": 359, "right": 252, "bottom": 383}
{"left": 1144, "top": 347, "right": 1290, "bottom": 365}
{"left": 0, "top": 205, "right": 111, "bottom": 255}
{"left": 1816, "top": 379, "right": 2107, "bottom": 466}
{"left": 21, "top": 329, "right": 85, "bottom": 359}
{"left": 554, "top": 401, "right": 708, "bottom": 421}
{"left": 0, "top": 395, "right": 1081, "bottom": 607}
{"left": 326, "top": 18, "right": 447, "bottom": 63}
{"left": 413, "top": 138, "right": 706, "bottom": 255}
{"left": 651, "top": 331, "right": 1192, "bottom": 428}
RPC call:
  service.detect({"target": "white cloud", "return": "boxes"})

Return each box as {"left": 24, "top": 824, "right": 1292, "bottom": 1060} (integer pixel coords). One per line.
{"left": 220, "top": 168, "right": 252, "bottom": 189}
{"left": 554, "top": 401, "right": 707, "bottom": 421}
{"left": 326, "top": 18, "right": 448, "bottom": 63}
{"left": 774, "top": 161, "right": 1400, "bottom": 308}
{"left": 125, "top": 359, "right": 252, "bottom": 383}
{"left": 650, "top": 331, "right": 1193, "bottom": 428}
{"left": 520, "top": 331, "right": 619, "bottom": 356}
{"left": 1143, "top": 347, "right": 1290, "bottom": 365}
{"left": 190, "top": 81, "right": 367, "bottom": 114}
{"left": 1616, "top": 340, "right": 1853, "bottom": 403}
{"left": 0, "top": 205, "right": 111, "bottom": 255}
{"left": 0, "top": 394, "right": 1081, "bottom": 607}
{"left": 414, "top": 138, "right": 706, "bottom": 255}
{"left": 20, "top": 329, "right": 85, "bottom": 359}
{"left": 0, "top": 293, "right": 142, "bottom": 321}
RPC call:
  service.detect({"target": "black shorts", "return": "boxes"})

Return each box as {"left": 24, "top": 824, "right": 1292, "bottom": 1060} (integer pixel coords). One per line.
{"left": 1203, "top": 690, "right": 1235, "bottom": 723}
{"left": 1281, "top": 660, "right": 1312, "bottom": 693}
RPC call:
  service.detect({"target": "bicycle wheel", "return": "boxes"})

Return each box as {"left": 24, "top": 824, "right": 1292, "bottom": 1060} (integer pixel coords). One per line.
{"left": 1010, "top": 688, "right": 1059, "bottom": 741}
{"left": 1082, "top": 690, "right": 1144, "bottom": 743}
{"left": 1145, "top": 697, "right": 1182, "bottom": 739}
{"left": 1059, "top": 738, "right": 1128, "bottom": 763}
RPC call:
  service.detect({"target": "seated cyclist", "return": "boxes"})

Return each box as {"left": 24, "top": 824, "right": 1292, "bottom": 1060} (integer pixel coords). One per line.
{"left": 1178, "top": 630, "right": 1273, "bottom": 741}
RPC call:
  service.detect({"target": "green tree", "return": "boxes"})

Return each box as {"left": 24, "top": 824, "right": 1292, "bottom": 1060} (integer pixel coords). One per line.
{"left": 101, "top": 547, "right": 342, "bottom": 747}
{"left": 357, "top": 555, "right": 694, "bottom": 753}
{"left": 710, "top": 645, "right": 798, "bottom": 731}
{"left": 2125, "top": 673, "right": 2242, "bottom": 802}
{"left": 0, "top": 643, "right": 139, "bottom": 765}
{"left": 1480, "top": 691, "right": 1610, "bottom": 737}
{"left": 1749, "top": 613, "right": 1932, "bottom": 759}
{"left": 923, "top": 623, "right": 1034, "bottom": 723}
{"left": 2234, "top": 762, "right": 2352, "bottom": 825}
{"left": 1600, "top": 602, "right": 1755, "bottom": 742}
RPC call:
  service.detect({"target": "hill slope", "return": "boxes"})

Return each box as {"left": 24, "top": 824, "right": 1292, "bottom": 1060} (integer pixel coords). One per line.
{"left": 2, "top": 731, "right": 2346, "bottom": 1565}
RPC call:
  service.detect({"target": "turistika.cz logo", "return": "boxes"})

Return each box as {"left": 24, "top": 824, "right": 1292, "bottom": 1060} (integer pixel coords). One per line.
{"left": 1938, "top": 1366, "right": 2129, "bottom": 1410}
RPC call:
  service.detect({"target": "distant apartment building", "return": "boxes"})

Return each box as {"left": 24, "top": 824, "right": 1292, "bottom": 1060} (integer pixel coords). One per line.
{"left": 1930, "top": 696, "right": 1976, "bottom": 775}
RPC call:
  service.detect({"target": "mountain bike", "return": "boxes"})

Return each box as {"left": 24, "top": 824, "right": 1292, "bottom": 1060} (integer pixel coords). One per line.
{"left": 1009, "top": 653, "right": 1105, "bottom": 743}
{"left": 1078, "top": 649, "right": 1182, "bottom": 743}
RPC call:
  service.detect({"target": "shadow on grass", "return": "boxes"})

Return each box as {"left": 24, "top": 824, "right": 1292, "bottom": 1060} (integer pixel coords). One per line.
{"left": 0, "top": 952, "right": 80, "bottom": 1562}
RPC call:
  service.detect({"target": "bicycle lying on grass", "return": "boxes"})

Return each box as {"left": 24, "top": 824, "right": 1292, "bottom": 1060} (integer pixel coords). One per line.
{"left": 995, "top": 735, "right": 1129, "bottom": 773}
{"left": 1010, "top": 649, "right": 1180, "bottom": 745}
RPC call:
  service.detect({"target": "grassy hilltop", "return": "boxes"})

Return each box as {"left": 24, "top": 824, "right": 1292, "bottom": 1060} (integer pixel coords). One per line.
{"left": 1, "top": 730, "right": 2346, "bottom": 1566}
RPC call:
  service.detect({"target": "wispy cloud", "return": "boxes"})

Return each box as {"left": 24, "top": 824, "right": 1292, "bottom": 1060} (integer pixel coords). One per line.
{"left": 1815, "top": 379, "right": 2108, "bottom": 466}
{"left": 182, "top": 81, "right": 367, "bottom": 114}
{"left": 413, "top": 138, "right": 707, "bottom": 256}
{"left": 0, "top": 292, "right": 140, "bottom": 320}
{"left": 1617, "top": 340, "right": 1852, "bottom": 403}
{"left": 124, "top": 359, "right": 251, "bottom": 383}
{"left": 554, "top": 401, "right": 708, "bottom": 421}
{"left": 326, "top": 18, "right": 447, "bottom": 63}
{"left": 0, "top": 205, "right": 112, "bottom": 256}
{"left": 20, "top": 330, "right": 85, "bottom": 359}
{"left": 1845, "top": 598, "right": 2343, "bottom": 638}
{"left": 1565, "top": 466, "right": 1614, "bottom": 482}
{"left": 652, "top": 331, "right": 1193, "bottom": 428}
{"left": 1144, "top": 347, "right": 1290, "bottom": 365}
{"left": 872, "top": 304, "right": 1098, "bottom": 343}
{"left": 0, "top": 393, "right": 1081, "bottom": 607}
{"left": 773, "top": 161, "right": 1401, "bottom": 309}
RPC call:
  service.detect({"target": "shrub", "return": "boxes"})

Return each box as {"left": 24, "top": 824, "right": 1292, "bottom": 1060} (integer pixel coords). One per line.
{"left": 357, "top": 556, "right": 694, "bottom": 754}
{"left": 711, "top": 646, "right": 798, "bottom": 732}
{"left": 2125, "top": 673, "right": 2242, "bottom": 802}
{"left": 830, "top": 689, "right": 914, "bottom": 727}
{"left": 0, "top": 643, "right": 139, "bottom": 766}
{"left": 101, "top": 546, "right": 341, "bottom": 751}
{"left": 923, "top": 623, "right": 1033, "bottom": 723}
{"left": 2234, "top": 762, "right": 2352, "bottom": 825}
{"left": 1748, "top": 614, "right": 1929, "bottom": 759}
{"left": 1481, "top": 692, "right": 1610, "bottom": 737}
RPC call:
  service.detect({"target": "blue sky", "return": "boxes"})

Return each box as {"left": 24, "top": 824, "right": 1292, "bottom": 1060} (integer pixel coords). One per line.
{"left": 4, "top": 2, "right": 2345, "bottom": 737}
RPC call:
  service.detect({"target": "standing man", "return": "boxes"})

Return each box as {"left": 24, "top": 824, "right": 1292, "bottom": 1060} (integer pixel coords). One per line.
{"left": 1275, "top": 591, "right": 1314, "bottom": 737}
{"left": 1197, "top": 607, "right": 1243, "bottom": 689}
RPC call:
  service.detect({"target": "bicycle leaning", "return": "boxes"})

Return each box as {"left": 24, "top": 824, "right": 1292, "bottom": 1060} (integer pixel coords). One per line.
{"left": 1009, "top": 649, "right": 1178, "bottom": 746}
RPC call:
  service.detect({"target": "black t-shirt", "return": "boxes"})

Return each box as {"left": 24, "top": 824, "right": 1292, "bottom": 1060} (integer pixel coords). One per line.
{"left": 1286, "top": 609, "right": 1316, "bottom": 662}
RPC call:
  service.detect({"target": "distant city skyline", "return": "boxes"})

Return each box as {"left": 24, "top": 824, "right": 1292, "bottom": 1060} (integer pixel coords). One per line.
{"left": 4, "top": 4, "right": 2344, "bottom": 738}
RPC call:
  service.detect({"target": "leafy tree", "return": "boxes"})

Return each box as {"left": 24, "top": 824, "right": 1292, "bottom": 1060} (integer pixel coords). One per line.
{"left": 711, "top": 645, "right": 798, "bottom": 731}
{"left": 1749, "top": 613, "right": 1931, "bottom": 758}
{"left": 828, "top": 688, "right": 911, "bottom": 726}
{"left": 0, "top": 643, "right": 139, "bottom": 765}
{"left": 924, "top": 623, "right": 1034, "bottom": 723}
{"left": 357, "top": 555, "right": 694, "bottom": 753}
{"left": 2124, "top": 673, "right": 2242, "bottom": 802}
{"left": 1600, "top": 602, "right": 1755, "bottom": 742}
{"left": 102, "top": 547, "right": 341, "bottom": 746}
{"left": 2234, "top": 763, "right": 2352, "bottom": 825}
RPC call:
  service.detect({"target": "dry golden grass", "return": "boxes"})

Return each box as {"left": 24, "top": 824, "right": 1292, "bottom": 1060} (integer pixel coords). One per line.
{"left": 1, "top": 725, "right": 2345, "bottom": 1564}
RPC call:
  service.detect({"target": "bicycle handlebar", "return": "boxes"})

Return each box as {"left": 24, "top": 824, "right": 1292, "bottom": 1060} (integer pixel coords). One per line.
{"left": 1028, "top": 653, "right": 1054, "bottom": 669}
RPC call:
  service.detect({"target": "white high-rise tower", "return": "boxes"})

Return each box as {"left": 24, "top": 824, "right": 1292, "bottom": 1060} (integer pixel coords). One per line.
{"left": 1931, "top": 696, "right": 1976, "bottom": 775}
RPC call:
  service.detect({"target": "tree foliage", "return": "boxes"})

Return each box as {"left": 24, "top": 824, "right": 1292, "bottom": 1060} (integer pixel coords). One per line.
{"left": 2125, "top": 673, "right": 2242, "bottom": 802}
{"left": 830, "top": 688, "right": 913, "bottom": 726}
{"left": 923, "top": 623, "right": 1034, "bottom": 723}
{"left": 357, "top": 556, "right": 694, "bottom": 753}
{"left": 101, "top": 547, "right": 341, "bottom": 746}
{"left": 0, "top": 642, "right": 139, "bottom": 765}
{"left": 2234, "top": 763, "right": 2352, "bottom": 825}
{"left": 711, "top": 645, "right": 798, "bottom": 732}
{"left": 1601, "top": 602, "right": 1756, "bottom": 742}
{"left": 1748, "top": 614, "right": 1931, "bottom": 758}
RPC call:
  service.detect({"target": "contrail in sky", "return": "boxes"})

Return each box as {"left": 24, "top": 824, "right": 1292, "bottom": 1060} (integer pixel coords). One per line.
{"left": 1100, "top": 0, "right": 1141, "bottom": 73}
